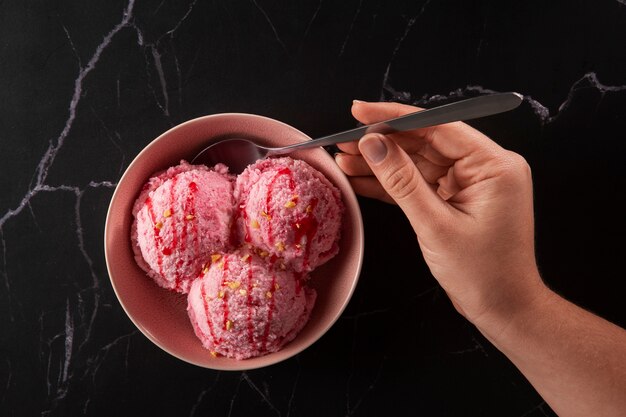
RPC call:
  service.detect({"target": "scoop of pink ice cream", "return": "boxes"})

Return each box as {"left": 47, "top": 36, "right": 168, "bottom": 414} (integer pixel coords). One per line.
{"left": 234, "top": 157, "right": 344, "bottom": 272}
{"left": 131, "top": 161, "right": 235, "bottom": 293}
{"left": 187, "top": 249, "right": 316, "bottom": 360}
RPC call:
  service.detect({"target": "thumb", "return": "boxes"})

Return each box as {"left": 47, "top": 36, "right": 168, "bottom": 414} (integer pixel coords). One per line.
{"left": 358, "top": 133, "right": 448, "bottom": 234}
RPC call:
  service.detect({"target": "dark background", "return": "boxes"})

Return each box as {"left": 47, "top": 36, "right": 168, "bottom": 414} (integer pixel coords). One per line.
{"left": 1, "top": 1, "right": 625, "bottom": 416}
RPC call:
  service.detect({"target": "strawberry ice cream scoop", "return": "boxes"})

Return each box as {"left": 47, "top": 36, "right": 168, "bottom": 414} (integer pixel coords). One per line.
{"left": 131, "top": 161, "right": 234, "bottom": 294}
{"left": 187, "top": 250, "right": 316, "bottom": 360}
{"left": 234, "top": 157, "right": 344, "bottom": 272}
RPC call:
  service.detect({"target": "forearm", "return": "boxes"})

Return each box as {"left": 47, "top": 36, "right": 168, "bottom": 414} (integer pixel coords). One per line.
{"left": 477, "top": 285, "right": 626, "bottom": 417}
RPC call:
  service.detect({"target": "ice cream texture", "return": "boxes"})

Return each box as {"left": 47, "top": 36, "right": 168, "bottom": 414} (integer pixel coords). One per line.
{"left": 131, "top": 156, "right": 343, "bottom": 359}
{"left": 235, "top": 157, "right": 344, "bottom": 272}
{"left": 131, "top": 161, "right": 234, "bottom": 294}
{"left": 187, "top": 250, "right": 316, "bottom": 360}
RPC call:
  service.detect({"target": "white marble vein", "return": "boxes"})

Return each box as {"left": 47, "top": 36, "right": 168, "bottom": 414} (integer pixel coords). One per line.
{"left": 135, "top": 23, "right": 191, "bottom": 119}
{"left": 84, "top": 331, "right": 136, "bottom": 384}
{"left": 134, "top": 27, "right": 167, "bottom": 117}
{"left": 346, "top": 356, "right": 385, "bottom": 417}
{"left": 1, "top": 358, "right": 10, "bottom": 404}
{"left": 519, "top": 400, "right": 549, "bottom": 417}
{"left": 61, "top": 24, "right": 83, "bottom": 69}
{"left": 36, "top": 178, "right": 117, "bottom": 339}
{"left": 36, "top": 0, "right": 135, "bottom": 189}
{"left": 449, "top": 334, "right": 488, "bottom": 357}
{"left": 342, "top": 285, "right": 437, "bottom": 321}
{"left": 285, "top": 356, "right": 301, "bottom": 417}
{"left": 0, "top": 4, "right": 135, "bottom": 412}
{"left": 73, "top": 182, "right": 116, "bottom": 351}
{"left": 250, "top": 0, "right": 287, "bottom": 52}
{"left": 116, "top": 78, "right": 121, "bottom": 109}
{"left": 150, "top": 45, "right": 171, "bottom": 117}
{"left": 172, "top": 44, "right": 184, "bottom": 111}
{"left": 383, "top": 71, "right": 626, "bottom": 126}
{"left": 153, "top": 0, "right": 167, "bottom": 16}
{"left": 189, "top": 372, "right": 221, "bottom": 417}
{"left": 133, "top": 0, "right": 199, "bottom": 118}
{"left": 42, "top": 325, "right": 66, "bottom": 399}
{"left": 0, "top": 0, "right": 134, "bottom": 230}
{"left": 300, "top": 0, "right": 323, "bottom": 47}
{"left": 61, "top": 299, "right": 74, "bottom": 385}
{"left": 241, "top": 372, "right": 281, "bottom": 416}
{"left": 88, "top": 107, "right": 126, "bottom": 176}
{"left": 380, "top": 0, "right": 433, "bottom": 101}
{"left": 47, "top": 299, "right": 75, "bottom": 402}
{"left": 77, "top": 331, "right": 135, "bottom": 415}
{"left": 165, "top": 0, "right": 199, "bottom": 38}
{"left": 545, "top": 72, "right": 626, "bottom": 123}
{"left": 227, "top": 374, "right": 244, "bottom": 417}
{"left": 0, "top": 229, "right": 10, "bottom": 320}
{"left": 338, "top": 0, "right": 363, "bottom": 59}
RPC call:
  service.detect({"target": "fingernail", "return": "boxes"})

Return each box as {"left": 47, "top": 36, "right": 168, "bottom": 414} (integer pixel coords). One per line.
{"left": 352, "top": 99, "right": 366, "bottom": 104}
{"left": 359, "top": 134, "right": 387, "bottom": 164}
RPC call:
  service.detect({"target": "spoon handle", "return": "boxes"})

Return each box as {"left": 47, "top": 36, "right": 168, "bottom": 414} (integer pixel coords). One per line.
{"left": 274, "top": 92, "right": 523, "bottom": 153}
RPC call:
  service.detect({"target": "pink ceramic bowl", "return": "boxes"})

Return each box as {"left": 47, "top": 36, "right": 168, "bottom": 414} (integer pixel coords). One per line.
{"left": 104, "top": 113, "right": 364, "bottom": 370}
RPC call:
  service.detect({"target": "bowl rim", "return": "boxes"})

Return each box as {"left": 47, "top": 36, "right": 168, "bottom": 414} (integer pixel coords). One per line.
{"left": 104, "top": 112, "right": 364, "bottom": 370}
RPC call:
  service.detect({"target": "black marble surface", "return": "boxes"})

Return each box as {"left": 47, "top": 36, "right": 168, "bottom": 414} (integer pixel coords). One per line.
{"left": 2, "top": 1, "right": 626, "bottom": 416}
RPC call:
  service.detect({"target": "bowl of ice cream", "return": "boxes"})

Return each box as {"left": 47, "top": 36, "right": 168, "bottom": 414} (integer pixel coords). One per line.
{"left": 104, "top": 113, "right": 364, "bottom": 370}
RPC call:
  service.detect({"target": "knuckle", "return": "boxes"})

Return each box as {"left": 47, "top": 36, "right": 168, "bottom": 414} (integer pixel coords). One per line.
{"left": 382, "top": 163, "right": 420, "bottom": 201}
{"left": 502, "top": 151, "right": 532, "bottom": 180}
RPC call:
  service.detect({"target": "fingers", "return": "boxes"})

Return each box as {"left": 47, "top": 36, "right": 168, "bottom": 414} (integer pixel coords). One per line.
{"left": 336, "top": 141, "right": 360, "bottom": 155}
{"left": 346, "top": 177, "right": 396, "bottom": 204}
{"left": 336, "top": 151, "right": 449, "bottom": 184}
{"left": 352, "top": 101, "right": 422, "bottom": 125}
{"left": 358, "top": 133, "right": 451, "bottom": 234}
{"left": 352, "top": 100, "right": 504, "bottom": 161}
{"left": 335, "top": 153, "right": 372, "bottom": 176}
{"left": 436, "top": 165, "right": 462, "bottom": 200}
{"left": 340, "top": 101, "right": 424, "bottom": 157}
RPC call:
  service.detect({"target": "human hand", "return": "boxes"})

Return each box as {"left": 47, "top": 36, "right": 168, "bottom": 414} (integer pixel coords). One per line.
{"left": 335, "top": 101, "right": 548, "bottom": 334}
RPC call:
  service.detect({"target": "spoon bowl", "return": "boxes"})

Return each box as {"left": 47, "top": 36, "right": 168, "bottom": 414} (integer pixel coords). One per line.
{"left": 191, "top": 93, "right": 523, "bottom": 173}
{"left": 196, "top": 138, "right": 270, "bottom": 174}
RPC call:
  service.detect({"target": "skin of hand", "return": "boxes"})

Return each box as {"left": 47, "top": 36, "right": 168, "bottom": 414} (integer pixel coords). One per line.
{"left": 336, "top": 100, "right": 626, "bottom": 417}
{"left": 335, "top": 100, "right": 547, "bottom": 334}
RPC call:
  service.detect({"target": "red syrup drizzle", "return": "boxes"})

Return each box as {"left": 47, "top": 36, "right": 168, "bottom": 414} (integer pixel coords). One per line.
{"left": 261, "top": 256, "right": 277, "bottom": 352}
{"left": 166, "top": 176, "right": 179, "bottom": 287}
{"left": 241, "top": 204, "right": 251, "bottom": 243}
{"left": 263, "top": 166, "right": 322, "bottom": 270}
{"left": 265, "top": 167, "right": 295, "bottom": 245}
{"left": 201, "top": 280, "right": 219, "bottom": 346}
{"left": 245, "top": 254, "right": 254, "bottom": 346}
{"left": 173, "top": 180, "right": 198, "bottom": 291}
{"left": 145, "top": 197, "right": 165, "bottom": 278}
{"left": 291, "top": 197, "right": 319, "bottom": 270}
{"left": 187, "top": 181, "right": 199, "bottom": 254}
{"left": 220, "top": 257, "right": 231, "bottom": 331}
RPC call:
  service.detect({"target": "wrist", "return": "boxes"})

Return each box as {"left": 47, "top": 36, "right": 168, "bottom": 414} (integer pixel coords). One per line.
{"left": 472, "top": 275, "right": 556, "bottom": 346}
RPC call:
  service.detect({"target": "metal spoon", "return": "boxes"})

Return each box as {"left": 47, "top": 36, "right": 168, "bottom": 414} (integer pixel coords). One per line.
{"left": 191, "top": 92, "right": 523, "bottom": 173}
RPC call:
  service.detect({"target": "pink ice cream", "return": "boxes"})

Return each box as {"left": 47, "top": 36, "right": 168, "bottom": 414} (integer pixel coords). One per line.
{"left": 131, "top": 156, "right": 342, "bottom": 360}
{"left": 234, "top": 157, "right": 344, "bottom": 272}
{"left": 187, "top": 249, "right": 316, "bottom": 360}
{"left": 131, "top": 161, "right": 234, "bottom": 294}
